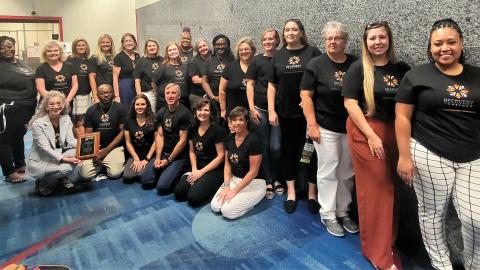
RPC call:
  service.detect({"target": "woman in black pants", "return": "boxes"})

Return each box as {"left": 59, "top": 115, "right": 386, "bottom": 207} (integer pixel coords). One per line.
{"left": 0, "top": 36, "right": 37, "bottom": 183}
{"left": 267, "top": 19, "right": 321, "bottom": 213}
{"left": 175, "top": 99, "right": 225, "bottom": 206}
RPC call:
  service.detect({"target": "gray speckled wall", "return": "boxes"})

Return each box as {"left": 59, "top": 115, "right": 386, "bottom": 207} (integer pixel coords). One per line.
{"left": 137, "top": 0, "right": 479, "bottom": 66}
{"left": 137, "top": 0, "right": 478, "bottom": 265}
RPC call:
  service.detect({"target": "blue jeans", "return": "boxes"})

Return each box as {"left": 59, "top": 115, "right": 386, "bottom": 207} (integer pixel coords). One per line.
{"left": 256, "top": 107, "right": 281, "bottom": 185}
{"left": 141, "top": 157, "right": 189, "bottom": 193}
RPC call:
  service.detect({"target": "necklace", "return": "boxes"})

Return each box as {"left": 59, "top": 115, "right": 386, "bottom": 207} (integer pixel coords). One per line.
{"left": 100, "top": 102, "right": 113, "bottom": 122}
{"left": 216, "top": 55, "right": 225, "bottom": 71}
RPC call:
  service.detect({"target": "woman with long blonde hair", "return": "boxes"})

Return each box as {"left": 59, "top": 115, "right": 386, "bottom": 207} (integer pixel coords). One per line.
{"left": 66, "top": 37, "right": 91, "bottom": 136}
{"left": 89, "top": 34, "right": 116, "bottom": 103}
{"left": 342, "top": 21, "right": 410, "bottom": 269}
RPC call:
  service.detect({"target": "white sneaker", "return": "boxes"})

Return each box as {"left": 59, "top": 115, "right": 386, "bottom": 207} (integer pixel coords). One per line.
{"left": 92, "top": 174, "right": 108, "bottom": 182}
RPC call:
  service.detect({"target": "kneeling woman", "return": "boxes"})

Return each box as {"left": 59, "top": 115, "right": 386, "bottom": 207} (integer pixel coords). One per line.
{"left": 123, "top": 94, "right": 156, "bottom": 183}
{"left": 175, "top": 99, "right": 225, "bottom": 206}
{"left": 27, "top": 91, "right": 81, "bottom": 195}
{"left": 211, "top": 106, "right": 266, "bottom": 219}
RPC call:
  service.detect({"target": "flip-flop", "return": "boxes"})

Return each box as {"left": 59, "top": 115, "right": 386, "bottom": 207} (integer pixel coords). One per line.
{"left": 265, "top": 187, "right": 274, "bottom": 199}
{"left": 274, "top": 181, "right": 285, "bottom": 196}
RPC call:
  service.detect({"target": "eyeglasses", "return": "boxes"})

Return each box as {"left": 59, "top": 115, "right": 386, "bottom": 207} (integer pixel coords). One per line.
{"left": 325, "top": 36, "right": 345, "bottom": 42}
{"left": 365, "top": 21, "right": 389, "bottom": 30}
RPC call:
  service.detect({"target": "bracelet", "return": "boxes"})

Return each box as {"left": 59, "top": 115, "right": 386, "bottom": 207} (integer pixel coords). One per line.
{"left": 145, "top": 157, "right": 151, "bottom": 161}
{"left": 166, "top": 157, "right": 172, "bottom": 163}
{"left": 221, "top": 182, "right": 230, "bottom": 189}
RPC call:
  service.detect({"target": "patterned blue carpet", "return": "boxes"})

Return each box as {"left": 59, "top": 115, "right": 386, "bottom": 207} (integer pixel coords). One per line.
{"left": 0, "top": 133, "right": 430, "bottom": 270}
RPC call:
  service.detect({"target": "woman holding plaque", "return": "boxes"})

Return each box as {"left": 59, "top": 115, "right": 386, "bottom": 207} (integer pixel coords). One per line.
{"left": 123, "top": 94, "right": 156, "bottom": 183}
{"left": 26, "top": 91, "right": 81, "bottom": 195}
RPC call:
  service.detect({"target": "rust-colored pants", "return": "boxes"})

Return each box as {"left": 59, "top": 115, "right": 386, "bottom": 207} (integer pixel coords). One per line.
{"left": 346, "top": 117, "right": 396, "bottom": 269}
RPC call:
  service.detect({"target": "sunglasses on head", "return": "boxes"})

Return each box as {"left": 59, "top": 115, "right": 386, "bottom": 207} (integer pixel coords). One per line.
{"left": 365, "top": 21, "right": 389, "bottom": 30}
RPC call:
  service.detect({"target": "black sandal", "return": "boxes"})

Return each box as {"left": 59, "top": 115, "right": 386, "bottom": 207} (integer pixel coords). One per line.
{"left": 266, "top": 187, "right": 274, "bottom": 200}
{"left": 273, "top": 181, "right": 285, "bottom": 196}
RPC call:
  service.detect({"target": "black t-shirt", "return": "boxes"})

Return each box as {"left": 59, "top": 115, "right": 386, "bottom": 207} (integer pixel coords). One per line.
{"left": 124, "top": 117, "right": 156, "bottom": 159}
{"left": 222, "top": 60, "right": 249, "bottom": 114}
{"left": 155, "top": 63, "right": 190, "bottom": 108}
{"left": 268, "top": 45, "right": 322, "bottom": 118}
{"left": 189, "top": 54, "right": 209, "bottom": 96}
{"left": 246, "top": 54, "right": 272, "bottom": 110}
{"left": 300, "top": 54, "right": 357, "bottom": 133}
{"left": 189, "top": 123, "right": 225, "bottom": 169}
{"left": 66, "top": 56, "right": 91, "bottom": 95}
{"left": 84, "top": 102, "right": 127, "bottom": 148}
{"left": 225, "top": 132, "right": 262, "bottom": 178}
{"left": 202, "top": 55, "right": 234, "bottom": 96}
{"left": 54, "top": 125, "right": 61, "bottom": 149}
{"left": 89, "top": 54, "right": 114, "bottom": 86}
{"left": 155, "top": 104, "right": 192, "bottom": 159}
{"left": 133, "top": 56, "right": 164, "bottom": 92}
{"left": 35, "top": 62, "right": 76, "bottom": 96}
{"left": 342, "top": 60, "right": 410, "bottom": 121}
{"left": 0, "top": 60, "right": 36, "bottom": 103}
{"left": 180, "top": 48, "right": 194, "bottom": 64}
{"left": 396, "top": 63, "right": 480, "bottom": 162}
{"left": 113, "top": 51, "right": 140, "bottom": 79}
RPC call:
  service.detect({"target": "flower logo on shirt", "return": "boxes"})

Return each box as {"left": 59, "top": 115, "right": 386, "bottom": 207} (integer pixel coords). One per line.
{"left": 134, "top": 130, "right": 144, "bottom": 141}
{"left": 80, "top": 64, "right": 88, "bottom": 71}
{"left": 180, "top": 56, "right": 188, "bottom": 63}
{"left": 165, "top": 118, "right": 172, "bottom": 128}
{"left": 108, "top": 59, "right": 114, "bottom": 66}
{"left": 55, "top": 74, "right": 66, "bottom": 83}
{"left": 242, "top": 78, "right": 247, "bottom": 87}
{"left": 175, "top": 69, "right": 183, "bottom": 77}
{"left": 216, "top": 63, "right": 225, "bottom": 71}
{"left": 195, "top": 142, "right": 204, "bottom": 151}
{"left": 100, "top": 113, "right": 109, "bottom": 123}
{"left": 447, "top": 84, "right": 469, "bottom": 99}
{"left": 288, "top": 56, "right": 300, "bottom": 65}
{"left": 229, "top": 153, "right": 239, "bottom": 164}
{"left": 334, "top": 71, "right": 345, "bottom": 82}
{"left": 152, "top": 63, "right": 159, "bottom": 70}
{"left": 383, "top": 75, "right": 398, "bottom": 88}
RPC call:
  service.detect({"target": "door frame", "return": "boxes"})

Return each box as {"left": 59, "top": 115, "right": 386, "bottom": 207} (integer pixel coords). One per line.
{"left": 0, "top": 15, "right": 63, "bottom": 41}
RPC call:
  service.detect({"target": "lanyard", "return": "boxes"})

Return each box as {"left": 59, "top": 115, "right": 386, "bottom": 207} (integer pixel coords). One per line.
{"left": 0, "top": 101, "right": 14, "bottom": 134}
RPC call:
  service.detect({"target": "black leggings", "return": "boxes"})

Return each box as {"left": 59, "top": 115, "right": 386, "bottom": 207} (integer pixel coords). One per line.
{"left": 278, "top": 117, "right": 306, "bottom": 182}
{"left": 174, "top": 168, "right": 224, "bottom": 206}
{"left": 0, "top": 102, "right": 35, "bottom": 176}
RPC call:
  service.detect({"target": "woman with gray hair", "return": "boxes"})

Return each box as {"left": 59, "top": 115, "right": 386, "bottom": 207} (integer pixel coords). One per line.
{"left": 300, "top": 21, "right": 358, "bottom": 237}
{"left": 35, "top": 40, "right": 78, "bottom": 105}
{"left": 26, "top": 91, "right": 81, "bottom": 195}
{"left": 188, "top": 38, "right": 212, "bottom": 108}
{"left": 219, "top": 36, "right": 256, "bottom": 119}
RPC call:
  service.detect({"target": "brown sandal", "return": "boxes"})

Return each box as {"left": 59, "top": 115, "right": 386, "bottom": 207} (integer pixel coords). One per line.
{"left": 4, "top": 172, "right": 26, "bottom": 183}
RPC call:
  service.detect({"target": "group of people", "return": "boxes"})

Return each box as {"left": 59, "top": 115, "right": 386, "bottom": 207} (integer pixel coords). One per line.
{"left": 0, "top": 17, "right": 478, "bottom": 270}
